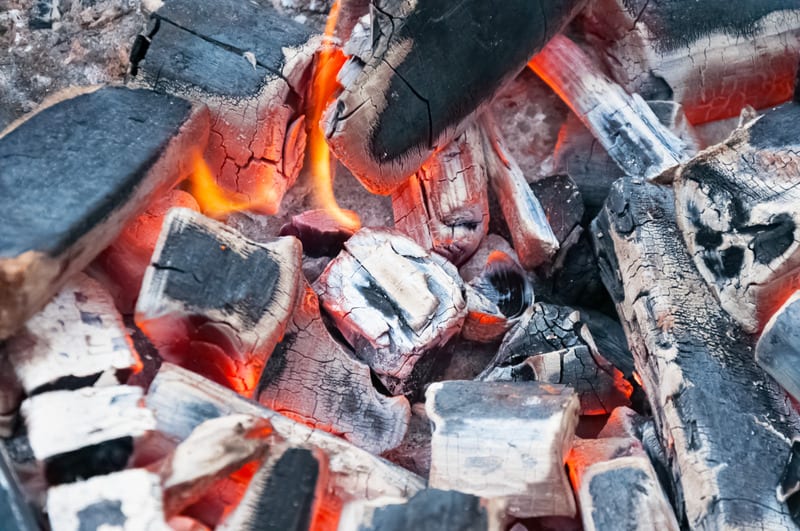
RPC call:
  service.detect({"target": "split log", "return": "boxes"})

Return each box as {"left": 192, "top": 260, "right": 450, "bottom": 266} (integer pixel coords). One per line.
{"left": 280, "top": 209, "right": 357, "bottom": 258}
{"left": 2, "top": 273, "right": 140, "bottom": 395}
{"left": 256, "top": 279, "right": 411, "bottom": 454}
{"left": 592, "top": 178, "right": 800, "bottom": 528}
{"left": 579, "top": 0, "right": 800, "bottom": 124}
{"left": 673, "top": 103, "right": 800, "bottom": 333}
{"left": 529, "top": 35, "right": 691, "bottom": 183}
{"left": 46, "top": 469, "right": 167, "bottom": 531}
{"left": 756, "top": 291, "right": 800, "bottom": 401}
{"left": 0, "top": 85, "right": 208, "bottom": 340}
{"left": 324, "top": 0, "right": 587, "bottom": 193}
{"left": 425, "top": 380, "right": 579, "bottom": 518}
{"left": 392, "top": 120, "right": 489, "bottom": 265}
{"left": 0, "top": 445, "right": 38, "bottom": 531}
{"left": 146, "top": 363, "right": 425, "bottom": 502}
{"left": 132, "top": 0, "right": 315, "bottom": 214}
{"left": 135, "top": 208, "right": 303, "bottom": 397}
{"left": 21, "top": 385, "right": 155, "bottom": 484}
{"left": 316, "top": 228, "right": 467, "bottom": 395}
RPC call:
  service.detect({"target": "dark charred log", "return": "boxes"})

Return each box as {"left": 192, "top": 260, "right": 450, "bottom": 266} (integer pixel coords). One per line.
{"left": 756, "top": 291, "right": 800, "bottom": 401}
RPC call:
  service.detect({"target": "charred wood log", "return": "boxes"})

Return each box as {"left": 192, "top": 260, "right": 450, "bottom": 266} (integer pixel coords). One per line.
{"left": 316, "top": 228, "right": 467, "bottom": 395}
{"left": 135, "top": 208, "right": 303, "bottom": 397}
{"left": 0, "top": 445, "right": 38, "bottom": 531}
{"left": 324, "top": 0, "right": 587, "bottom": 193}
{"left": 256, "top": 279, "right": 411, "bottom": 454}
{"left": 673, "top": 103, "right": 800, "bottom": 333}
{"left": 592, "top": 179, "right": 800, "bottom": 528}
{"left": 2, "top": 273, "right": 140, "bottom": 395}
{"left": 0, "top": 86, "right": 207, "bottom": 340}
{"left": 756, "top": 291, "right": 800, "bottom": 401}
{"left": 425, "top": 380, "right": 579, "bottom": 518}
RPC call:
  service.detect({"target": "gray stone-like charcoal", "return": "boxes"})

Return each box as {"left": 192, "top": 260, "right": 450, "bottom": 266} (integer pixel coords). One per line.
{"left": 756, "top": 291, "right": 800, "bottom": 402}
{"left": 592, "top": 179, "right": 800, "bottom": 528}
{"left": 426, "top": 380, "right": 579, "bottom": 518}
{"left": 0, "top": 85, "right": 208, "bottom": 340}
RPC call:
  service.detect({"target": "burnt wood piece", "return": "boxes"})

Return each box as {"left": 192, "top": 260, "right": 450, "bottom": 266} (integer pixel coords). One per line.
{"left": 756, "top": 291, "right": 800, "bottom": 400}
{"left": 459, "top": 234, "right": 521, "bottom": 283}
{"left": 481, "top": 117, "right": 560, "bottom": 269}
{"left": 426, "top": 380, "right": 579, "bottom": 518}
{"left": 529, "top": 35, "right": 690, "bottom": 183}
{"left": 324, "top": 0, "right": 587, "bottom": 193}
{"left": 380, "top": 403, "right": 431, "bottom": 479}
{"left": 673, "top": 103, "right": 800, "bottom": 333}
{"left": 529, "top": 174, "right": 584, "bottom": 246}
{"left": 159, "top": 414, "right": 274, "bottom": 517}
{"left": 21, "top": 385, "right": 155, "bottom": 484}
{"left": 29, "top": 0, "right": 59, "bottom": 30}
{"left": 316, "top": 228, "right": 467, "bottom": 395}
{"left": 461, "top": 285, "right": 510, "bottom": 345}
{"left": 46, "top": 469, "right": 167, "bottom": 531}
{"left": 592, "top": 179, "right": 800, "bottom": 528}
{"left": 779, "top": 440, "right": 800, "bottom": 503}
{"left": 147, "top": 363, "right": 425, "bottom": 501}
{"left": 0, "top": 86, "right": 208, "bottom": 340}
{"left": 257, "top": 279, "right": 411, "bottom": 454}
{"left": 280, "top": 209, "right": 357, "bottom": 258}
{"left": 135, "top": 208, "right": 303, "bottom": 397}
{"left": 0, "top": 445, "right": 38, "bottom": 531}
{"left": 2, "top": 273, "right": 140, "bottom": 395}
{"left": 392, "top": 120, "right": 489, "bottom": 265}
{"left": 134, "top": 0, "right": 315, "bottom": 214}
{"left": 580, "top": 0, "right": 800, "bottom": 124}
{"left": 0, "top": 354, "right": 22, "bottom": 438}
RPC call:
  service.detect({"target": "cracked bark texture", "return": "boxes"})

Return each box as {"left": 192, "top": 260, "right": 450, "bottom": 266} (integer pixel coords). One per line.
{"left": 592, "top": 178, "right": 800, "bottom": 529}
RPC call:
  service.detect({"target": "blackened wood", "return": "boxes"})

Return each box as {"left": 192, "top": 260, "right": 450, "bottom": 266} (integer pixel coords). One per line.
{"left": 280, "top": 209, "right": 357, "bottom": 258}
{"left": 0, "top": 445, "right": 37, "bottom": 531}
{"left": 756, "top": 291, "right": 800, "bottom": 401}
{"left": 325, "top": 0, "right": 587, "bottom": 193}
{"left": 592, "top": 179, "right": 800, "bottom": 528}
{"left": 529, "top": 174, "right": 584, "bottom": 245}
{"left": 380, "top": 403, "right": 431, "bottom": 479}
{"left": 674, "top": 103, "right": 800, "bottom": 333}
{"left": 779, "top": 440, "right": 800, "bottom": 503}
{"left": 29, "top": 0, "right": 58, "bottom": 30}
{"left": 136, "top": 208, "right": 303, "bottom": 397}
{"left": 0, "top": 86, "right": 207, "bottom": 340}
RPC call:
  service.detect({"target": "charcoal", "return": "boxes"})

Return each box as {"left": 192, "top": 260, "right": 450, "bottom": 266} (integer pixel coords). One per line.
{"left": 529, "top": 174, "right": 583, "bottom": 245}
{"left": 280, "top": 209, "right": 357, "bottom": 258}
{"left": 381, "top": 403, "right": 432, "bottom": 479}
{"left": 756, "top": 291, "right": 800, "bottom": 401}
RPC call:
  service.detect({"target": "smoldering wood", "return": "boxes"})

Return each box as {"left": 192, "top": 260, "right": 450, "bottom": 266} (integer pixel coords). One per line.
{"left": 426, "top": 380, "right": 579, "bottom": 518}
{"left": 21, "top": 385, "right": 155, "bottom": 484}
{"left": 580, "top": 0, "right": 800, "bottom": 124}
{"left": 316, "top": 228, "right": 467, "bottom": 395}
{"left": 134, "top": 0, "right": 316, "bottom": 215}
{"left": 2, "top": 273, "right": 140, "bottom": 395}
{"left": 392, "top": 120, "right": 489, "bottom": 265}
{"left": 459, "top": 234, "right": 520, "bottom": 283}
{"left": 0, "top": 445, "right": 38, "bottom": 531}
{"left": 592, "top": 178, "right": 800, "bottom": 528}
{"left": 673, "top": 103, "right": 800, "bottom": 333}
{"left": 324, "top": 0, "right": 587, "bottom": 194}
{"left": 256, "top": 279, "right": 411, "bottom": 454}
{"left": 529, "top": 35, "right": 690, "bottom": 183}
{"left": 279, "top": 209, "right": 357, "bottom": 258}
{"left": 380, "top": 403, "right": 431, "bottom": 479}
{"left": 0, "top": 85, "right": 208, "bottom": 340}
{"left": 567, "top": 437, "right": 646, "bottom": 488}
{"left": 461, "top": 285, "right": 510, "bottom": 344}
{"left": 135, "top": 208, "right": 303, "bottom": 397}
{"left": 168, "top": 516, "right": 211, "bottom": 531}
{"left": 579, "top": 309, "right": 635, "bottom": 378}
{"left": 146, "top": 363, "right": 425, "bottom": 501}
{"left": 779, "top": 440, "right": 800, "bottom": 503}
{"left": 757, "top": 291, "right": 800, "bottom": 402}
{"left": 529, "top": 174, "right": 584, "bottom": 246}
{"left": 46, "top": 469, "right": 167, "bottom": 531}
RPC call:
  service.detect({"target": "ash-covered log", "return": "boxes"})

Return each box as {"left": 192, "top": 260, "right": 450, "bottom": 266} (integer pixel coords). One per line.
{"left": 426, "top": 380, "right": 578, "bottom": 518}
{"left": 0, "top": 445, "right": 38, "bottom": 531}
{"left": 46, "top": 469, "right": 167, "bottom": 531}
{"left": 257, "top": 279, "right": 411, "bottom": 454}
{"left": 392, "top": 120, "right": 489, "bottom": 265}
{"left": 2, "top": 273, "right": 140, "bottom": 395}
{"left": 325, "top": 0, "right": 587, "bottom": 193}
{"left": 673, "top": 103, "right": 800, "bottom": 333}
{"left": 0, "top": 85, "right": 208, "bottom": 340}
{"left": 132, "top": 0, "right": 315, "bottom": 214}
{"left": 316, "top": 228, "right": 467, "bottom": 395}
{"left": 21, "top": 385, "right": 155, "bottom": 485}
{"left": 756, "top": 291, "right": 800, "bottom": 401}
{"left": 592, "top": 179, "right": 800, "bottom": 528}
{"left": 136, "top": 208, "right": 302, "bottom": 396}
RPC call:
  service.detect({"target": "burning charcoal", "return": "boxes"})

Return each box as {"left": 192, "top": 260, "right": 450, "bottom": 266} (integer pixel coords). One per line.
{"left": 133, "top": 0, "right": 315, "bottom": 215}
{"left": 756, "top": 291, "right": 800, "bottom": 400}
{"left": 280, "top": 209, "right": 357, "bottom": 258}
{"left": 425, "top": 380, "right": 579, "bottom": 518}
{"left": 169, "top": 517, "right": 211, "bottom": 531}
{"left": 593, "top": 179, "right": 799, "bottom": 528}
{"left": 135, "top": 208, "right": 303, "bottom": 397}
{"left": 147, "top": 363, "right": 425, "bottom": 501}
{"left": 158, "top": 414, "right": 274, "bottom": 517}
{"left": 0, "top": 445, "right": 38, "bottom": 531}
{"left": 529, "top": 35, "right": 691, "bottom": 183}
{"left": 461, "top": 286, "right": 510, "bottom": 344}
{"left": 529, "top": 174, "right": 584, "bottom": 246}
{"left": 392, "top": 120, "right": 489, "bottom": 265}
{"left": 580, "top": 0, "right": 800, "bottom": 124}
{"left": 2, "top": 273, "right": 140, "bottom": 395}
{"left": 316, "top": 228, "right": 467, "bottom": 395}
{"left": 257, "top": 280, "right": 411, "bottom": 454}
{"left": 21, "top": 385, "right": 155, "bottom": 484}
{"left": 0, "top": 86, "right": 208, "bottom": 340}
{"left": 381, "top": 403, "right": 432, "bottom": 479}
{"left": 459, "top": 234, "right": 521, "bottom": 283}
{"left": 597, "top": 406, "right": 648, "bottom": 440}
{"left": 674, "top": 103, "right": 800, "bottom": 333}
{"left": 46, "top": 469, "right": 167, "bottom": 531}
{"left": 324, "top": 0, "right": 586, "bottom": 193}
{"left": 481, "top": 117, "right": 559, "bottom": 269}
